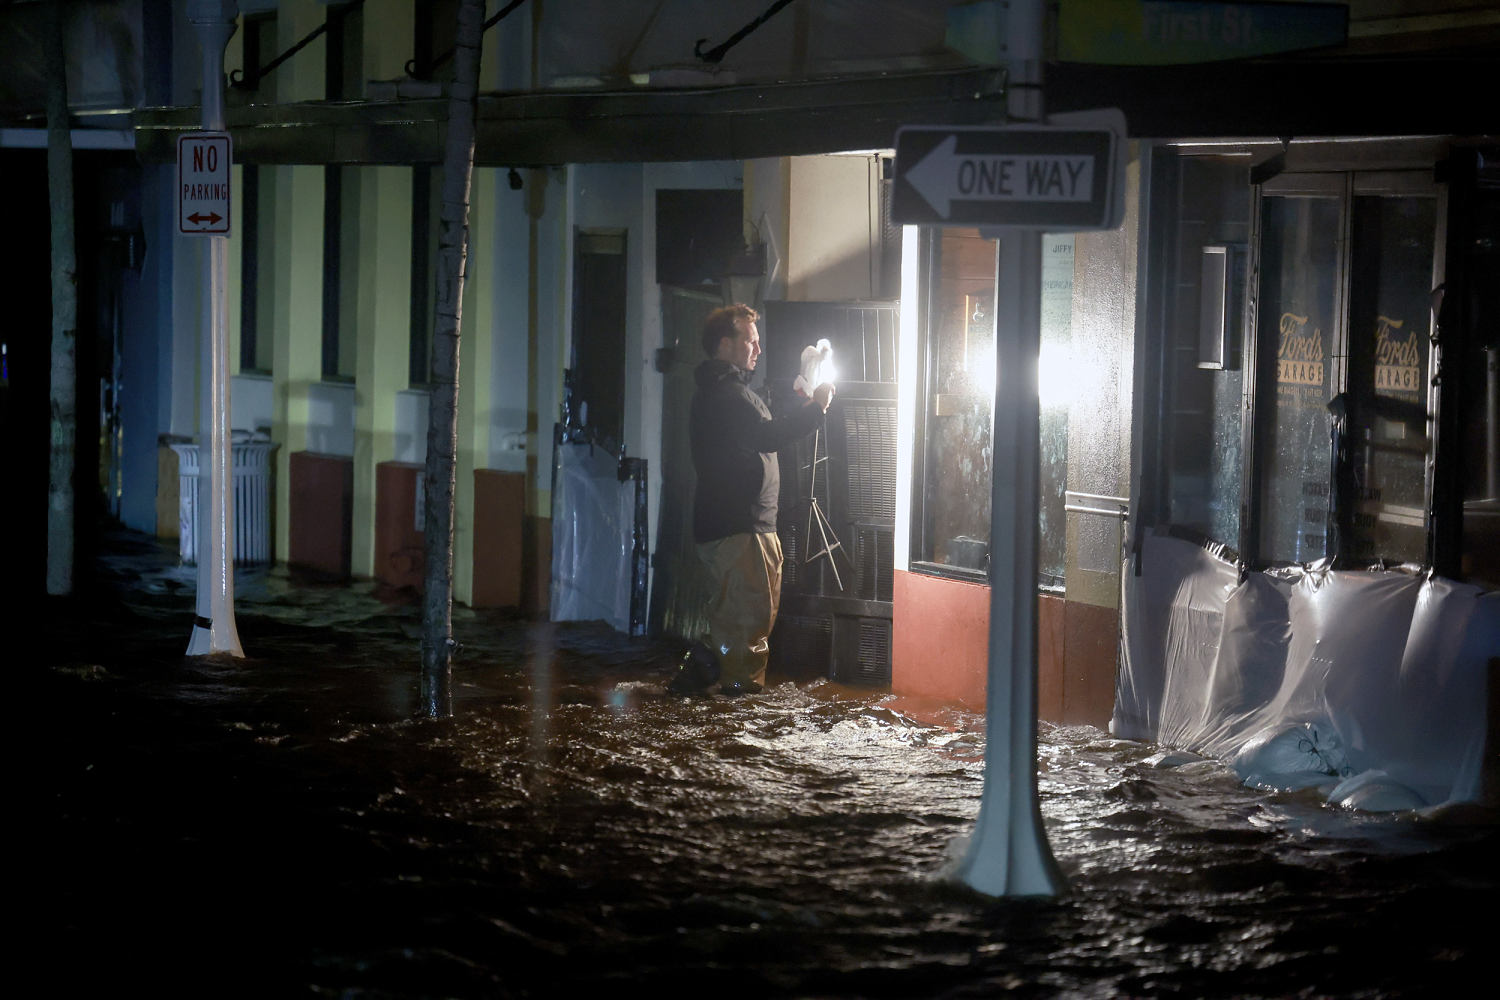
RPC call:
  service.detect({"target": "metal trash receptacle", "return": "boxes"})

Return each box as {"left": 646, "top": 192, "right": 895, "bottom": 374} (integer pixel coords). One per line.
{"left": 170, "top": 431, "right": 278, "bottom": 566}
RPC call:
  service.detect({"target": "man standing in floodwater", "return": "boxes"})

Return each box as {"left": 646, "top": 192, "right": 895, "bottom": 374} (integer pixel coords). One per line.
{"left": 670, "top": 304, "right": 835, "bottom": 695}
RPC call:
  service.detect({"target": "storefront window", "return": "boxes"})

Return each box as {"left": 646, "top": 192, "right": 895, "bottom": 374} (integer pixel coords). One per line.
{"left": 1038, "top": 235, "right": 1073, "bottom": 585}
{"left": 916, "top": 228, "right": 997, "bottom": 577}
{"left": 1159, "top": 157, "right": 1251, "bottom": 549}
{"left": 912, "top": 229, "right": 1071, "bottom": 584}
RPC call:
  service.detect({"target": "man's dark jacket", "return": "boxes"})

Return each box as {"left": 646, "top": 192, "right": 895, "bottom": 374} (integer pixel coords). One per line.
{"left": 690, "top": 359, "right": 824, "bottom": 544}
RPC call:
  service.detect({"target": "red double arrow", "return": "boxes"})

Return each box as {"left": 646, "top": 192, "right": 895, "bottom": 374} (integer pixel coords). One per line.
{"left": 187, "top": 212, "right": 224, "bottom": 226}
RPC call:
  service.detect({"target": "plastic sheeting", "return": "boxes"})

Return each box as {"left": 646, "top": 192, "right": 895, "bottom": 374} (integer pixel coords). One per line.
{"left": 549, "top": 439, "right": 648, "bottom": 636}
{"left": 1115, "top": 530, "right": 1499, "bottom": 809}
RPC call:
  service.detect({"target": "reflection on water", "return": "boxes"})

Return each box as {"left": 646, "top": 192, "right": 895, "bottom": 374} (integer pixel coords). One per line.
{"left": 29, "top": 533, "right": 1495, "bottom": 997}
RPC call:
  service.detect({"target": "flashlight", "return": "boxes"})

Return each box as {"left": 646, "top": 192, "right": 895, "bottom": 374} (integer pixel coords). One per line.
{"left": 793, "top": 338, "right": 836, "bottom": 397}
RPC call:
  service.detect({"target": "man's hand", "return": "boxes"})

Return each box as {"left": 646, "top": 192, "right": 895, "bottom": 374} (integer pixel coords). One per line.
{"left": 812, "top": 382, "right": 836, "bottom": 413}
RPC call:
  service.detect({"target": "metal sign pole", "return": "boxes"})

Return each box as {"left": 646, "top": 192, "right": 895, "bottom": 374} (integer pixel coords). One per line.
{"left": 950, "top": 0, "right": 1065, "bottom": 897}
{"left": 186, "top": 0, "right": 242, "bottom": 657}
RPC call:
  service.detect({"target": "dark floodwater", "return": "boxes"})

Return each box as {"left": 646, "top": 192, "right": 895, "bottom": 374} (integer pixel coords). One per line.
{"left": 28, "top": 532, "right": 1497, "bottom": 998}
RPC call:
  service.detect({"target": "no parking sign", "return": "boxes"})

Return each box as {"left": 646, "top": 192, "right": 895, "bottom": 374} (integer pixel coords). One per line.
{"left": 178, "top": 132, "right": 231, "bottom": 236}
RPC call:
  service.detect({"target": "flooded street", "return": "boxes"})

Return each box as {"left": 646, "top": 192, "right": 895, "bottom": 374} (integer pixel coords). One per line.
{"left": 28, "top": 532, "right": 1496, "bottom": 998}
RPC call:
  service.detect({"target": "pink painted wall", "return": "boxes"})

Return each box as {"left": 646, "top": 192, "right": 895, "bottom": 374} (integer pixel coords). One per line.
{"left": 892, "top": 568, "right": 1114, "bottom": 727}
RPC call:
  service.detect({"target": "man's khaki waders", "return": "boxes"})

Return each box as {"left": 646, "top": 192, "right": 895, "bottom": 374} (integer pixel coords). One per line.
{"left": 698, "top": 531, "right": 783, "bottom": 687}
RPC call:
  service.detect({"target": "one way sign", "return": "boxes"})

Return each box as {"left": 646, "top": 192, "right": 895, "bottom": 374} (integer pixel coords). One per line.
{"left": 892, "top": 111, "right": 1125, "bottom": 231}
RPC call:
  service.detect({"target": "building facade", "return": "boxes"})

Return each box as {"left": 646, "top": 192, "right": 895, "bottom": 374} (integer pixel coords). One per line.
{"left": 4, "top": 2, "right": 1496, "bottom": 752}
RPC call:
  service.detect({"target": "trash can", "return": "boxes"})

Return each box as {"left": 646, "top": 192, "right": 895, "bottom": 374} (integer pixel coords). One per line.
{"left": 170, "top": 431, "right": 278, "bottom": 566}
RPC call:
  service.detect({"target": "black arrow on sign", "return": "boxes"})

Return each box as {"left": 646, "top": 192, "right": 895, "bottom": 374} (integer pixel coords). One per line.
{"left": 188, "top": 212, "right": 223, "bottom": 225}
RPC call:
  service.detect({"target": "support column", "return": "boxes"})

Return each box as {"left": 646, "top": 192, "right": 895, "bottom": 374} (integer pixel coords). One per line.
{"left": 352, "top": 167, "right": 414, "bottom": 577}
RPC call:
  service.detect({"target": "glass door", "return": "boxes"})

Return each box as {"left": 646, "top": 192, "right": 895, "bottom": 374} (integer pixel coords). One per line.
{"left": 1246, "top": 169, "right": 1442, "bottom": 569}
{"left": 1249, "top": 175, "right": 1345, "bottom": 566}
{"left": 1341, "top": 174, "right": 1439, "bottom": 565}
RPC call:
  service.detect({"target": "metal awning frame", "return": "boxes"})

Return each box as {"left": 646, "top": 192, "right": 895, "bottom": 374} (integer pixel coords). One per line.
{"left": 132, "top": 66, "right": 1010, "bottom": 166}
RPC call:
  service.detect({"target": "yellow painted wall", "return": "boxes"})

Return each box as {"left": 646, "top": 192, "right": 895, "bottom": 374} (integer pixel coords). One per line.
{"left": 352, "top": 166, "right": 415, "bottom": 578}
{"left": 455, "top": 169, "right": 497, "bottom": 605}
{"left": 263, "top": 1, "right": 329, "bottom": 562}
{"left": 337, "top": 0, "right": 415, "bottom": 580}
{"left": 268, "top": 164, "right": 325, "bottom": 562}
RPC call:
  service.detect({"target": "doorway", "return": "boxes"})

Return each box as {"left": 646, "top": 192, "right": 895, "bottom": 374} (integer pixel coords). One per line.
{"left": 1246, "top": 170, "right": 1441, "bottom": 568}
{"left": 568, "top": 229, "right": 627, "bottom": 453}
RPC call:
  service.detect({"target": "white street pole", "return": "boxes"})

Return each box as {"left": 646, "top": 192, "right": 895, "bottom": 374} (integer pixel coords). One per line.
{"left": 186, "top": 0, "right": 242, "bottom": 657}
{"left": 951, "top": 0, "right": 1065, "bottom": 897}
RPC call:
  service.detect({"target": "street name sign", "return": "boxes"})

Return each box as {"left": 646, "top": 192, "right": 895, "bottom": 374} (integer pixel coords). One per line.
{"left": 178, "top": 132, "right": 231, "bottom": 236}
{"left": 892, "top": 113, "right": 1125, "bottom": 231}
{"left": 1057, "top": 0, "right": 1347, "bottom": 66}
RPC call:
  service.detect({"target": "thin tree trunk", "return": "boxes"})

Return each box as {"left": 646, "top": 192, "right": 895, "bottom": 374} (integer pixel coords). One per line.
{"left": 45, "top": 0, "right": 77, "bottom": 597}
{"left": 421, "top": 0, "right": 485, "bottom": 717}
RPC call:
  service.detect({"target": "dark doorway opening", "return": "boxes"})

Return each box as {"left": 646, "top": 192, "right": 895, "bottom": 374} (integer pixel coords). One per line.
{"left": 569, "top": 230, "right": 628, "bottom": 454}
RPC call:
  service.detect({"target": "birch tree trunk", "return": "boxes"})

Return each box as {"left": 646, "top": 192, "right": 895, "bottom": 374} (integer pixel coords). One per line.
{"left": 46, "top": 0, "right": 77, "bottom": 597}
{"left": 421, "top": 0, "right": 485, "bottom": 717}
